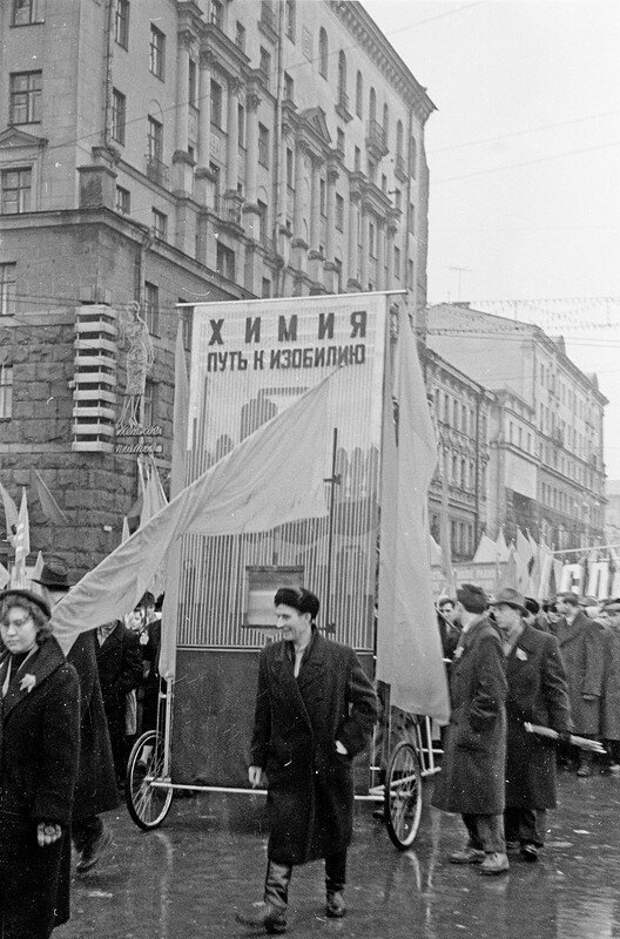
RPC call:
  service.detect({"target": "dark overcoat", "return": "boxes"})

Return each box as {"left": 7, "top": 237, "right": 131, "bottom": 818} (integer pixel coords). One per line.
{"left": 601, "top": 619, "right": 620, "bottom": 741}
{"left": 555, "top": 611, "right": 605, "bottom": 735}
{"left": 0, "top": 636, "right": 80, "bottom": 934}
{"left": 68, "top": 631, "right": 119, "bottom": 819}
{"left": 250, "top": 630, "right": 377, "bottom": 866}
{"left": 96, "top": 622, "right": 143, "bottom": 769}
{"left": 504, "top": 624, "right": 571, "bottom": 809}
{"left": 432, "top": 615, "right": 507, "bottom": 815}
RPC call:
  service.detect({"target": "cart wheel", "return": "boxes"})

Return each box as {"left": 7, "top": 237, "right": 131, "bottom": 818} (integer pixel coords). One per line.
{"left": 125, "top": 729, "right": 173, "bottom": 830}
{"left": 384, "top": 740, "right": 423, "bottom": 850}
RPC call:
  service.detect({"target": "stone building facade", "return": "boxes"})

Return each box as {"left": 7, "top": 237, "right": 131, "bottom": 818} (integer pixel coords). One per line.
{"left": 0, "top": 0, "right": 433, "bottom": 577}
{"left": 424, "top": 348, "right": 492, "bottom": 560}
{"left": 425, "top": 303, "right": 607, "bottom": 548}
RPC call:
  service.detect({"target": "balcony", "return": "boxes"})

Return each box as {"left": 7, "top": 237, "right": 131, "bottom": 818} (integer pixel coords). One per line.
{"left": 394, "top": 152, "right": 408, "bottom": 182}
{"left": 366, "top": 119, "right": 388, "bottom": 160}
{"left": 145, "top": 155, "right": 169, "bottom": 188}
{"left": 335, "top": 89, "right": 352, "bottom": 123}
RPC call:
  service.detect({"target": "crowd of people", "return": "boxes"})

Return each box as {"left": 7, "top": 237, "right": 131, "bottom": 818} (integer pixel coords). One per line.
{"left": 0, "top": 562, "right": 165, "bottom": 938}
{"left": 1, "top": 563, "right": 619, "bottom": 936}
{"left": 433, "top": 583, "right": 620, "bottom": 879}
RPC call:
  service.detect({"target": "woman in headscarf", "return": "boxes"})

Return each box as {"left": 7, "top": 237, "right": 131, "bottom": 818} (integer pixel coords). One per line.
{"left": 0, "top": 587, "right": 80, "bottom": 938}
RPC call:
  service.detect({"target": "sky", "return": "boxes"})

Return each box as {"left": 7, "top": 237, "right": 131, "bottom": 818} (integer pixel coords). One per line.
{"left": 361, "top": 0, "right": 620, "bottom": 478}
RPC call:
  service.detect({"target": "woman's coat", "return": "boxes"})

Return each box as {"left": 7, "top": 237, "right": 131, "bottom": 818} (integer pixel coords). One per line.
{"left": 504, "top": 624, "right": 571, "bottom": 809}
{"left": 432, "top": 615, "right": 507, "bottom": 816}
{"left": 250, "top": 630, "right": 377, "bottom": 866}
{"left": 0, "top": 635, "right": 80, "bottom": 934}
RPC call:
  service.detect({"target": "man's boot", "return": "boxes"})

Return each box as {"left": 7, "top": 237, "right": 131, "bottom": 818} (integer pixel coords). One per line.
{"left": 235, "top": 860, "right": 291, "bottom": 934}
{"left": 325, "top": 863, "right": 346, "bottom": 918}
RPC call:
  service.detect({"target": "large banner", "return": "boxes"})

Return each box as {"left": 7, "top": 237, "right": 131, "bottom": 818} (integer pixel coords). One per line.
{"left": 178, "top": 293, "right": 389, "bottom": 651}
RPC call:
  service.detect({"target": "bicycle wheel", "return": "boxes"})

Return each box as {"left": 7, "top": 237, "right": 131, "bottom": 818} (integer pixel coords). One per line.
{"left": 125, "top": 729, "right": 173, "bottom": 830}
{"left": 384, "top": 740, "right": 423, "bottom": 849}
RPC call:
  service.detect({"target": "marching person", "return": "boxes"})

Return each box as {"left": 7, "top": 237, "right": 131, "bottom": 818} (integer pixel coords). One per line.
{"left": 0, "top": 586, "right": 80, "bottom": 938}
{"left": 37, "top": 560, "right": 119, "bottom": 873}
{"left": 95, "top": 619, "right": 144, "bottom": 786}
{"left": 490, "top": 588, "right": 571, "bottom": 862}
{"left": 236, "top": 587, "right": 377, "bottom": 933}
{"left": 555, "top": 592, "right": 606, "bottom": 777}
{"left": 597, "top": 598, "right": 620, "bottom": 772}
{"left": 432, "top": 583, "right": 509, "bottom": 875}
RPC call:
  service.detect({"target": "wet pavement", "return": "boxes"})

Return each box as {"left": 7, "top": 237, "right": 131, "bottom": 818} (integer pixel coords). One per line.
{"left": 56, "top": 769, "right": 620, "bottom": 939}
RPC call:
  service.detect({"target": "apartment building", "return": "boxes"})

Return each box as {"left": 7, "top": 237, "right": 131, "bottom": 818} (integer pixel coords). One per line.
{"left": 425, "top": 304, "right": 607, "bottom": 548}
{"left": 0, "top": 0, "right": 433, "bottom": 576}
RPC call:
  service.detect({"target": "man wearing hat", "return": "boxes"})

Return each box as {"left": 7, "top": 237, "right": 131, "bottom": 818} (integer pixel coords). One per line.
{"left": 555, "top": 592, "right": 606, "bottom": 776}
{"left": 432, "top": 583, "right": 509, "bottom": 875}
{"left": 491, "top": 587, "right": 571, "bottom": 862}
{"left": 34, "top": 560, "right": 119, "bottom": 873}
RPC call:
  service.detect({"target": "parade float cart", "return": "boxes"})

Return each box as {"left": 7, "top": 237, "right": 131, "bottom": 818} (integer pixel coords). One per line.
{"left": 123, "top": 292, "right": 449, "bottom": 849}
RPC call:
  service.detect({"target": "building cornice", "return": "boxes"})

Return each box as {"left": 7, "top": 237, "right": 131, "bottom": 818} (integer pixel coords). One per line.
{"left": 327, "top": 1, "right": 436, "bottom": 124}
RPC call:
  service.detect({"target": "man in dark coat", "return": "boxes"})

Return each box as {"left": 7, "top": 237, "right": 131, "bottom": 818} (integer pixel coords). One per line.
{"left": 432, "top": 583, "right": 509, "bottom": 875}
{"left": 490, "top": 587, "right": 571, "bottom": 862}
{"left": 555, "top": 592, "right": 606, "bottom": 776}
{"left": 236, "top": 587, "right": 377, "bottom": 933}
{"left": 96, "top": 619, "right": 143, "bottom": 783}
{"left": 35, "top": 561, "right": 119, "bottom": 873}
{"left": 597, "top": 598, "right": 620, "bottom": 771}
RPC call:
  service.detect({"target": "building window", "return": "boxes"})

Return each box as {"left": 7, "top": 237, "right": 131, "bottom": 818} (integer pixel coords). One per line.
{"left": 115, "top": 0, "right": 129, "bottom": 48}
{"left": 238, "top": 103, "right": 245, "bottom": 148}
{"left": 394, "top": 246, "right": 401, "bottom": 279}
{"left": 408, "top": 203, "right": 415, "bottom": 234}
{"left": 12, "top": 0, "right": 41, "bottom": 26}
{"left": 394, "top": 188, "right": 402, "bottom": 211}
{"left": 262, "top": 277, "right": 271, "bottom": 298}
{"left": 383, "top": 102, "right": 389, "bottom": 139}
{"left": 369, "top": 221, "right": 375, "bottom": 257}
{"left": 147, "top": 115, "right": 163, "bottom": 161}
{"left": 143, "top": 282, "right": 159, "bottom": 335}
{"left": 209, "top": 161, "right": 221, "bottom": 209}
{"left": 285, "top": 0, "right": 296, "bottom": 40}
{"left": 320, "top": 178, "right": 326, "bottom": 217}
{"left": 335, "top": 193, "right": 344, "bottom": 231}
{"left": 1, "top": 168, "right": 32, "bottom": 214}
{"left": 152, "top": 207, "right": 167, "bottom": 240}
{"left": 318, "top": 26, "right": 328, "bottom": 78}
{"left": 235, "top": 20, "right": 246, "bottom": 51}
{"left": 369, "top": 86, "right": 377, "bottom": 122}
{"left": 180, "top": 303, "right": 193, "bottom": 351}
{"left": 259, "top": 47, "right": 271, "bottom": 85}
{"left": 258, "top": 123, "right": 270, "bottom": 167}
{"left": 216, "top": 242, "right": 235, "bottom": 280}
{"left": 257, "top": 199, "right": 268, "bottom": 244}
{"left": 284, "top": 72, "right": 294, "bottom": 102}
{"left": 0, "top": 364, "right": 12, "bottom": 419}
{"left": 210, "top": 0, "right": 224, "bottom": 28}
{"left": 336, "top": 127, "right": 345, "bottom": 157}
{"left": 396, "top": 119, "right": 403, "bottom": 157}
{"left": 410, "top": 137, "right": 417, "bottom": 178}
{"left": 355, "top": 71, "right": 363, "bottom": 117}
{"left": 334, "top": 257, "right": 343, "bottom": 292}
{"left": 9, "top": 71, "right": 42, "bottom": 124}
{"left": 286, "top": 147, "right": 294, "bottom": 188}
{"left": 188, "top": 59, "right": 197, "bottom": 108}
{"left": 149, "top": 24, "right": 165, "bottom": 80}
{"left": 0, "top": 264, "right": 16, "bottom": 316}
{"left": 354, "top": 146, "right": 361, "bottom": 172}
{"left": 111, "top": 88, "right": 126, "bottom": 145}
{"left": 337, "top": 50, "right": 347, "bottom": 102}
{"left": 407, "top": 259, "right": 414, "bottom": 288}
{"left": 210, "top": 80, "right": 222, "bottom": 127}
{"left": 115, "top": 185, "right": 130, "bottom": 215}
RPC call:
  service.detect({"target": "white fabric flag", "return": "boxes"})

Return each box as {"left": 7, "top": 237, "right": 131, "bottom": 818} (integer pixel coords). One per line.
{"left": 51, "top": 369, "right": 339, "bottom": 654}
{"left": 376, "top": 315, "right": 449, "bottom": 723}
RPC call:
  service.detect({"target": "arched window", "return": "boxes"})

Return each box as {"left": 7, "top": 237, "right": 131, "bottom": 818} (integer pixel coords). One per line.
{"left": 396, "top": 119, "right": 403, "bottom": 156}
{"left": 355, "top": 71, "right": 363, "bottom": 117}
{"left": 318, "top": 27, "right": 328, "bottom": 78}
{"left": 369, "top": 86, "right": 376, "bottom": 123}
{"left": 382, "top": 102, "right": 389, "bottom": 137}
{"left": 409, "top": 136, "right": 417, "bottom": 177}
{"left": 337, "top": 50, "right": 346, "bottom": 101}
